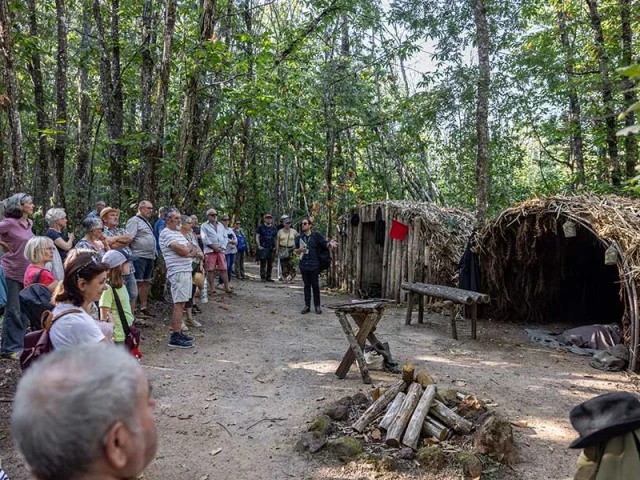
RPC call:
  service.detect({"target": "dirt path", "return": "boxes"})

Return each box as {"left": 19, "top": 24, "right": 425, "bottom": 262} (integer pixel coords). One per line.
{"left": 2, "top": 262, "right": 638, "bottom": 479}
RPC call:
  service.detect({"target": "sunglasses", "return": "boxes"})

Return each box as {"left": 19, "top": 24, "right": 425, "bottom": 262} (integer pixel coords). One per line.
{"left": 208, "top": 213, "right": 217, "bottom": 217}
{"left": 222, "top": 218, "right": 230, "bottom": 221}
{"left": 301, "top": 222, "right": 309, "bottom": 225}
{"left": 75, "top": 256, "right": 100, "bottom": 279}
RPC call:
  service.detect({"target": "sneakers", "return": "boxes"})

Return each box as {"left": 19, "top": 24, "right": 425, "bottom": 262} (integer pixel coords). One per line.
{"left": 168, "top": 332, "right": 194, "bottom": 349}
{"left": 0, "top": 352, "right": 18, "bottom": 360}
{"left": 139, "top": 307, "right": 155, "bottom": 317}
{"left": 266, "top": 278, "right": 275, "bottom": 283}
{"left": 181, "top": 321, "right": 189, "bottom": 332}
{"left": 185, "top": 317, "right": 202, "bottom": 328}
{"left": 301, "top": 306, "right": 310, "bottom": 314}
{"left": 180, "top": 332, "right": 194, "bottom": 342}
{"left": 193, "top": 304, "right": 202, "bottom": 314}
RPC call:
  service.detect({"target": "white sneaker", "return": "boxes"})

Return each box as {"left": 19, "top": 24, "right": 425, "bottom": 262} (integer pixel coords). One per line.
{"left": 185, "top": 317, "right": 202, "bottom": 328}
{"left": 181, "top": 321, "right": 190, "bottom": 332}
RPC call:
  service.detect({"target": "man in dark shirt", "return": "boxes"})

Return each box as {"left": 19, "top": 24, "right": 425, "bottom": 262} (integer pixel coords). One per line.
{"left": 256, "top": 213, "right": 277, "bottom": 282}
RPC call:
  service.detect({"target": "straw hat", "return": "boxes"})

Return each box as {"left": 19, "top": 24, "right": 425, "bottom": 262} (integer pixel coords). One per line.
{"left": 193, "top": 271, "right": 205, "bottom": 289}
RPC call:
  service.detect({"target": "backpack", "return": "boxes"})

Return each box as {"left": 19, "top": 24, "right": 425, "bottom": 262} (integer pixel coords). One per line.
{"left": 313, "top": 232, "right": 331, "bottom": 272}
{"left": 19, "top": 270, "right": 54, "bottom": 331}
{"left": 20, "top": 308, "right": 82, "bottom": 371}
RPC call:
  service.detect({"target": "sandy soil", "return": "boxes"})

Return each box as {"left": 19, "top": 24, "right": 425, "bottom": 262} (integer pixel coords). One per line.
{"left": 1, "top": 262, "right": 639, "bottom": 480}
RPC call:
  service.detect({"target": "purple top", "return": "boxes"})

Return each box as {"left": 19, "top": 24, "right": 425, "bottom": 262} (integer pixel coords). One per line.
{"left": 0, "top": 217, "right": 34, "bottom": 282}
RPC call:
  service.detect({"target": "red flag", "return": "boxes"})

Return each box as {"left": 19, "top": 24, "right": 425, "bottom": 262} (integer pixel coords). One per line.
{"left": 389, "top": 219, "right": 409, "bottom": 241}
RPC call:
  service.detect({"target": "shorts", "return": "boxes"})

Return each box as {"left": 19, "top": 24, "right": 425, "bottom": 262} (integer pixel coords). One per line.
{"left": 123, "top": 272, "right": 138, "bottom": 301}
{"left": 133, "top": 257, "right": 155, "bottom": 282}
{"left": 168, "top": 271, "right": 192, "bottom": 304}
{"left": 205, "top": 252, "right": 227, "bottom": 272}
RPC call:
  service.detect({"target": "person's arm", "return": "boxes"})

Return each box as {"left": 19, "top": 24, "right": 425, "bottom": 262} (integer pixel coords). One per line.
{"left": 275, "top": 234, "right": 280, "bottom": 254}
{"left": 169, "top": 239, "right": 196, "bottom": 257}
{"left": 105, "top": 234, "right": 133, "bottom": 248}
{"left": 255, "top": 227, "right": 262, "bottom": 249}
{"left": 99, "top": 307, "right": 115, "bottom": 323}
{"left": 53, "top": 230, "right": 74, "bottom": 250}
{"left": 0, "top": 240, "right": 10, "bottom": 252}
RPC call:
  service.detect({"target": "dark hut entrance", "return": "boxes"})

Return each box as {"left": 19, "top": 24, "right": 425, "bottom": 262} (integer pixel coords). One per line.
{"left": 359, "top": 222, "right": 384, "bottom": 297}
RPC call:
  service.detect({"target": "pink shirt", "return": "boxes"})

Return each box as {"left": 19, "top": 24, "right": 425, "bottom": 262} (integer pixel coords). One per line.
{"left": 0, "top": 217, "right": 34, "bottom": 282}
{"left": 23, "top": 265, "right": 56, "bottom": 288}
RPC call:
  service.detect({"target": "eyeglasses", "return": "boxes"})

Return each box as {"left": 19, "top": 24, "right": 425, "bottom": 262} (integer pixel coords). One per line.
{"left": 301, "top": 222, "right": 309, "bottom": 225}
{"left": 75, "top": 256, "right": 100, "bottom": 279}
{"left": 222, "top": 218, "right": 230, "bottom": 221}
{"left": 208, "top": 213, "right": 217, "bottom": 217}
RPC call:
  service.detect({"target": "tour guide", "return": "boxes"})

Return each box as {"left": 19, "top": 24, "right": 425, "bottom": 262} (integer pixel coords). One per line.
{"left": 294, "top": 218, "right": 328, "bottom": 314}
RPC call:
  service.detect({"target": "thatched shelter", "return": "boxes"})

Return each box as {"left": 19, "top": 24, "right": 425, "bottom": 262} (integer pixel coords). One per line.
{"left": 478, "top": 195, "right": 640, "bottom": 370}
{"left": 329, "top": 201, "right": 474, "bottom": 301}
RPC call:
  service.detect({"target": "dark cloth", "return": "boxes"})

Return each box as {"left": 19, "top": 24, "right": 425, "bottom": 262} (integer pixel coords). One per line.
{"left": 0, "top": 278, "right": 25, "bottom": 354}
{"left": 302, "top": 269, "right": 321, "bottom": 307}
{"left": 256, "top": 223, "right": 277, "bottom": 250}
{"left": 561, "top": 324, "right": 623, "bottom": 350}
{"left": 260, "top": 249, "right": 274, "bottom": 280}
{"left": 133, "top": 257, "right": 154, "bottom": 282}
{"left": 192, "top": 225, "right": 205, "bottom": 251}
{"left": 234, "top": 250, "right": 246, "bottom": 278}
{"left": 375, "top": 207, "right": 385, "bottom": 245}
{"left": 295, "top": 232, "right": 327, "bottom": 272}
{"left": 459, "top": 234, "right": 480, "bottom": 293}
{"left": 45, "top": 228, "right": 70, "bottom": 262}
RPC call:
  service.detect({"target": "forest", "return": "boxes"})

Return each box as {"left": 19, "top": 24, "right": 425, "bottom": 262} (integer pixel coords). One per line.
{"left": 0, "top": 0, "right": 639, "bottom": 232}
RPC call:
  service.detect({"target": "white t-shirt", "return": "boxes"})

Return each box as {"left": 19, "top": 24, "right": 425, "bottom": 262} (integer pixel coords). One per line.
{"left": 159, "top": 228, "right": 192, "bottom": 276}
{"left": 49, "top": 303, "right": 106, "bottom": 348}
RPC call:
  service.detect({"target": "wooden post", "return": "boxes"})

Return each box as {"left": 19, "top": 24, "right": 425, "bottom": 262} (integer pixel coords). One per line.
{"left": 352, "top": 380, "right": 407, "bottom": 433}
{"left": 379, "top": 392, "right": 406, "bottom": 431}
{"left": 418, "top": 295, "right": 425, "bottom": 324}
{"left": 405, "top": 292, "right": 414, "bottom": 325}
{"left": 471, "top": 302, "right": 477, "bottom": 339}
{"left": 335, "top": 310, "right": 381, "bottom": 379}
{"left": 382, "top": 205, "right": 391, "bottom": 298}
{"left": 385, "top": 383, "right": 423, "bottom": 447}
{"left": 429, "top": 400, "right": 473, "bottom": 434}
{"left": 403, "top": 385, "right": 437, "bottom": 450}
{"left": 449, "top": 302, "right": 457, "bottom": 340}
{"left": 336, "top": 312, "right": 371, "bottom": 384}
{"left": 355, "top": 208, "right": 363, "bottom": 294}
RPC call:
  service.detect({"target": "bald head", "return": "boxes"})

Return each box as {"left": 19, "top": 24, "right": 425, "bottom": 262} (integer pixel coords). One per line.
{"left": 138, "top": 200, "right": 153, "bottom": 218}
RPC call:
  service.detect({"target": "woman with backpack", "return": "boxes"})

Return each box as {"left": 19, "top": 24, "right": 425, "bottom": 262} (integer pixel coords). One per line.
{"left": 23, "top": 236, "right": 58, "bottom": 292}
{"left": 294, "top": 218, "right": 328, "bottom": 315}
{"left": 99, "top": 250, "right": 135, "bottom": 345}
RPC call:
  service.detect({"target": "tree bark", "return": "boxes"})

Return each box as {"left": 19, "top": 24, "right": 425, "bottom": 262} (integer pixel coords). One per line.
{"left": 379, "top": 392, "right": 406, "bottom": 431}
{"left": 26, "top": 0, "right": 51, "bottom": 210}
{"left": 556, "top": 5, "right": 585, "bottom": 187}
{"left": 352, "top": 380, "right": 407, "bottom": 433}
{"left": 385, "top": 382, "right": 423, "bottom": 447}
{"left": 619, "top": 0, "right": 637, "bottom": 178}
{"left": 0, "top": 0, "right": 24, "bottom": 190}
{"left": 53, "top": 0, "right": 69, "bottom": 207}
{"left": 585, "top": 0, "right": 619, "bottom": 185}
{"left": 474, "top": 0, "right": 490, "bottom": 227}
{"left": 403, "top": 385, "right": 437, "bottom": 450}
{"left": 139, "top": 0, "right": 154, "bottom": 199}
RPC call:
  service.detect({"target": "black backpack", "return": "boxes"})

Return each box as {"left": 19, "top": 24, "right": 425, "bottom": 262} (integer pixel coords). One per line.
{"left": 20, "top": 270, "right": 54, "bottom": 331}
{"left": 313, "top": 232, "right": 331, "bottom": 272}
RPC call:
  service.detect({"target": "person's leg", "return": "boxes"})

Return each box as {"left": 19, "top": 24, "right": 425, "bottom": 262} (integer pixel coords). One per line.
{"left": 311, "top": 269, "right": 321, "bottom": 312}
{"left": 265, "top": 249, "right": 274, "bottom": 280}
{"left": 168, "top": 273, "right": 194, "bottom": 348}
{"left": 301, "top": 270, "right": 311, "bottom": 313}
{"left": 184, "top": 282, "right": 201, "bottom": 327}
{"left": 227, "top": 253, "right": 235, "bottom": 282}
{"left": 0, "top": 279, "right": 25, "bottom": 355}
{"left": 234, "top": 251, "right": 243, "bottom": 278}
{"left": 138, "top": 258, "right": 154, "bottom": 314}
{"left": 124, "top": 273, "right": 138, "bottom": 313}
{"left": 260, "top": 257, "right": 266, "bottom": 280}
{"left": 216, "top": 253, "right": 231, "bottom": 292}
{"left": 205, "top": 253, "right": 217, "bottom": 296}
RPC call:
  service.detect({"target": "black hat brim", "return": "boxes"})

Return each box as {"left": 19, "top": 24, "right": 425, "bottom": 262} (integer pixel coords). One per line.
{"left": 569, "top": 417, "right": 640, "bottom": 449}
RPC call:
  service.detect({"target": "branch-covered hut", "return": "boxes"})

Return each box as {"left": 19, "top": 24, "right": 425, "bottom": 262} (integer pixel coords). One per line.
{"left": 478, "top": 195, "right": 640, "bottom": 370}
{"left": 330, "top": 201, "right": 474, "bottom": 301}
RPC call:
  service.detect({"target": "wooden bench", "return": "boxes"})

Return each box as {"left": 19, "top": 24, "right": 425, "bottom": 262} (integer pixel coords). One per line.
{"left": 401, "top": 282, "right": 490, "bottom": 340}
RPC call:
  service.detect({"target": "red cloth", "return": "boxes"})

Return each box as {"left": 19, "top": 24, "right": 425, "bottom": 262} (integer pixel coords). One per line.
{"left": 389, "top": 219, "right": 409, "bottom": 241}
{"left": 23, "top": 265, "right": 56, "bottom": 288}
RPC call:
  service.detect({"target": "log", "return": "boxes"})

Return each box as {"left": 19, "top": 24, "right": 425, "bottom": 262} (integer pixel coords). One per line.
{"left": 405, "top": 292, "right": 415, "bottom": 325}
{"left": 403, "top": 385, "right": 437, "bottom": 450}
{"left": 401, "top": 282, "right": 490, "bottom": 305}
{"left": 336, "top": 312, "right": 371, "bottom": 384}
{"left": 429, "top": 400, "right": 473, "bottom": 434}
{"left": 385, "top": 383, "right": 423, "bottom": 447}
{"left": 353, "top": 380, "right": 407, "bottom": 433}
{"left": 379, "top": 392, "right": 406, "bottom": 431}
{"left": 402, "top": 363, "right": 415, "bottom": 384}
{"left": 335, "top": 311, "right": 380, "bottom": 379}
{"left": 422, "top": 415, "right": 451, "bottom": 441}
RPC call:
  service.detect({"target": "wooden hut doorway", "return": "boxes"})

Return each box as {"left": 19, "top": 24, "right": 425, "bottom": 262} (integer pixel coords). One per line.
{"left": 359, "top": 222, "right": 384, "bottom": 297}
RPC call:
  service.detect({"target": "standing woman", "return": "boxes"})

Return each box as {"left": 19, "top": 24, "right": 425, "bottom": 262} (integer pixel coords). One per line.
{"left": 294, "top": 218, "right": 327, "bottom": 315}
{"left": 233, "top": 220, "right": 247, "bottom": 280}
{"left": 221, "top": 216, "right": 237, "bottom": 284}
{"left": 276, "top": 217, "right": 298, "bottom": 282}
{"left": 0, "top": 193, "right": 35, "bottom": 359}
{"left": 74, "top": 217, "right": 109, "bottom": 258}
{"left": 44, "top": 208, "right": 75, "bottom": 263}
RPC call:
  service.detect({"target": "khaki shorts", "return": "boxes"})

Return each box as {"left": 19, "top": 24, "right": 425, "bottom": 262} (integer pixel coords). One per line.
{"left": 205, "top": 252, "right": 227, "bottom": 272}
{"left": 168, "top": 271, "right": 192, "bottom": 304}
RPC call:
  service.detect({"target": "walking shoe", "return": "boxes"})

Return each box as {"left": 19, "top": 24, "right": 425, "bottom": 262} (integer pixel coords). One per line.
{"left": 315, "top": 306, "right": 323, "bottom": 314}
{"left": 266, "top": 278, "right": 275, "bottom": 282}
{"left": 134, "top": 317, "right": 152, "bottom": 328}
{"left": 301, "top": 306, "right": 310, "bottom": 314}
{"left": 185, "top": 317, "right": 202, "bottom": 328}
{"left": 181, "top": 321, "right": 190, "bottom": 332}
{"left": 0, "top": 352, "right": 18, "bottom": 360}
{"left": 180, "top": 332, "right": 194, "bottom": 342}
{"left": 193, "top": 304, "right": 202, "bottom": 314}
{"left": 140, "top": 307, "right": 155, "bottom": 317}
{"left": 168, "top": 332, "right": 194, "bottom": 349}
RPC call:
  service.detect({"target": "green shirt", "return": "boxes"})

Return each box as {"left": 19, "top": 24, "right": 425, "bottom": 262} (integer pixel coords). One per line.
{"left": 99, "top": 284, "right": 133, "bottom": 343}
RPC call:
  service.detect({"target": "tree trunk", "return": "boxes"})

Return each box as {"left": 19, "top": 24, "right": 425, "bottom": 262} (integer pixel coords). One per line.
{"left": 26, "top": 0, "right": 51, "bottom": 211}
{"left": 556, "top": 5, "right": 585, "bottom": 187}
{"left": 53, "top": 0, "right": 69, "bottom": 207}
{"left": 585, "top": 0, "right": 619, "bottom": 185}
{"left": 474, "top": 0, "right": 490, "bottom": 227}
{"left": 143, "top": 0, "right": 178, "bottom": 205}
{"left": 139, "top": 0, "right": 154, "bottom": 199}
{"left": 619, "top": 0, "right": 637, "bottom": 179}
{"left": 110, "top": 0, "right": 125, "bottom": 206}
{"left": 0, "top": 0, "right": 24, "bottom": 190}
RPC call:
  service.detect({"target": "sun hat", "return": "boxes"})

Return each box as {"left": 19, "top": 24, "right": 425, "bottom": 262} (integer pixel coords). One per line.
{"left": 99, "top": 207, "right": 120, "bottom": 219}
{"left": 569, "top": 392, "right": 640, "bottom": 449}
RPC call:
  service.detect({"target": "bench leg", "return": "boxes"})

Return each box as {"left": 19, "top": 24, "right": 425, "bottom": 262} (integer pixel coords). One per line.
{"left": 336, "top": 312, "right": 372, "bottom": 384}
{"left": 405, "top": 292, "right": 415, "bottom": 325}
{"left": 418, "top": 295, "right": 424, "bottom": 324}
{"left": 450, "top": 303, "right": 457, "bottom": 340}
{"left": 471, "top": 303, "right": 477, "bottom": 340}
{"left": 335, "top": 312, "right": 380, "bottom": 381}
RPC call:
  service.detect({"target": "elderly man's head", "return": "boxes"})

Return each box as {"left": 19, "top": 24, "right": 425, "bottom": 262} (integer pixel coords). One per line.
{"left": 11, "top": 344, "right": 158, "bottom": 480}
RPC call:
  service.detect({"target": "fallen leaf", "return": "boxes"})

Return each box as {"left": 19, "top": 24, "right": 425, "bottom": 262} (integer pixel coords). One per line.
{"left": 510, "top": 420, "right": 528, "bottom": 428}
{"left": 371, "top": 429, "right": 382, "bottom": 441}
{"left": 199, "top": 475, "right": 210, "bottom": 480}
{"left": 210, "top": 447, "right": 223, "bottom": 456}
{"left": 178, "top": 414, "right": 193, "bottom": 420}
{"left": 164, "top": 375, "right": 172, "bottom": 379}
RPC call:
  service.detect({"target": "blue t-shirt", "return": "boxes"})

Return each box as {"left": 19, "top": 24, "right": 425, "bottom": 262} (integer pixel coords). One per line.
{"left": 153, "top": 218, "right": 165, "bottom": 251}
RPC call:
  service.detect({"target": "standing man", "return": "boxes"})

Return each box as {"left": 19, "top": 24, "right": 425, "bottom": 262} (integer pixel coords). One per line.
{"left": 294, "top": 218, "right": 328, "bottom": 314}
{"left": 256, "top": 213, "right": 277, "bottom": 282}
{"left": 126, "top": 201, "right": 156, "bottom": 319}
{"left": 88, "top": 200, "right": 106, "bottom": 218}
{"left": 201, "top": 209, "right": 232, "bottom": 294}
{"left": 159, "top": 208, "right": 198, "bottom": 348}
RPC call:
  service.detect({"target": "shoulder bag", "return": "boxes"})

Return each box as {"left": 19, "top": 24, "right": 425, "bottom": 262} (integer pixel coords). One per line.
{"left": 112, "top": 286, "right": 143, "bottom": 359}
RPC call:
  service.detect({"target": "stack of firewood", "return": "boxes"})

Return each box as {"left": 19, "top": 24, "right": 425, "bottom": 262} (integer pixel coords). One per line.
{"left": 352, "top": 364, "right": 473, "bottom": 450}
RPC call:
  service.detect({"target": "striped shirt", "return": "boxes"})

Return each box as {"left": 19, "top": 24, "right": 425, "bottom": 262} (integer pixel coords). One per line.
{"left": 159, "top": 228, "right": 192, "bottom": 276}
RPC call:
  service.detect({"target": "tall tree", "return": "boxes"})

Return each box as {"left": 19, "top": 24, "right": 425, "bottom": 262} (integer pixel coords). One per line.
{"left": 474, "top": 0, "right": 490, "bottom": 226}
{"left": 619, "top": 0, "right": 637, "bottom": 178}
{"left": 53, "top": 0, "right": 69, "bottom": 207}
{"left": 0, "top": 0, "right": 24, "bottom": 190}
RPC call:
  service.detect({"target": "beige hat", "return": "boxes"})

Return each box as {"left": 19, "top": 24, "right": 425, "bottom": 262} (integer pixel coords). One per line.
{"left": 99, "top": 207, "right": 121, "bottom": 219}
{"left": 193, "top": 271, "right": 205, "bottom": 289}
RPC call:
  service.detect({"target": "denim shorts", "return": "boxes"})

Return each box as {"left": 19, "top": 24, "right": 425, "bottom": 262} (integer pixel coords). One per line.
{"left": 124, "top": 273, "right": 138, "bottom": 301}
{"left": 133, "top": 257, "right": 154, "bottom": 282}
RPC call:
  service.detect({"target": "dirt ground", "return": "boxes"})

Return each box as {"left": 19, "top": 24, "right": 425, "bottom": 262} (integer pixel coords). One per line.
{"left": 2, "top": 262, "right": 639, "bottom": 479}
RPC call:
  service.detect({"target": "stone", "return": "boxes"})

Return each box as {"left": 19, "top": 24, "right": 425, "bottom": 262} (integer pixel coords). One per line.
{"left": 396, "top": 447, "right": 415, "bottom": 460}
{"left": 415, "top": 372, "right": 435, "bottom": 388}
{"left": 336, "top": 395, "right": 354, "bottom": 406}
{"left": 416, "top": 445, "right": 448, "bottom": 471}
{"left": 328, "top": 436, "right": 362, "bottom": 461}
{"left": 352, "top": 392, "right": 370, "bottom": 406}
{"left": 457, "top": 451, "right": 482, "bottom": 479}
{"left": 378, "top": 455, "right": 395, "bottom": 472}
{"left": 308, "top": 415, "right": 334, "bottom": 436}
{"left": 438, "top": 389, "right": 459, "bottom": 405}
{"left": 325, "top": 403, "right": 350, "bottom": 421}
{"left": 295, "top": 431, "right": 327, "bottom": 454}
{"left": 474, "top": 414, "right": 515, "bottom": 464}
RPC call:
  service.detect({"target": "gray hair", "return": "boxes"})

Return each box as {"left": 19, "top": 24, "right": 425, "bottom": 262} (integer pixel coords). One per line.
{"left": 3, "top": 193, "right": 32, "bottom": 219}
{"left": 163, "top": 207, "right": 179, "bottom": 219}
{"left": 11, "top": 344, "right": 143, "bottom": 480}
{"left": 24, "top": 236, "right": 55, "bottom": 263}
{"left": 82, "top": 216, "right": 103, "bottom": 234}
{"left": 45, "top": 208, "right": 67, "bottom": 227}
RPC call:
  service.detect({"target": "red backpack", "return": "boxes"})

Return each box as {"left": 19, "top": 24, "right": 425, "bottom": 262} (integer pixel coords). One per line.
{"left": 20, "top": 308, "right": 82, "bottom": 371}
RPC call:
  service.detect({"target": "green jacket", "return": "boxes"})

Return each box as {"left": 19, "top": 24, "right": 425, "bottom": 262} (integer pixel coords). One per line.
{"left": 574, "top": 429, "right": 640, "bottom": 480}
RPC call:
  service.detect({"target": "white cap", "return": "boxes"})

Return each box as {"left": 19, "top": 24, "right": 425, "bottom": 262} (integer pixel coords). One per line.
{"left": 102, "top": 250, "right": 127, "bottom": 269}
